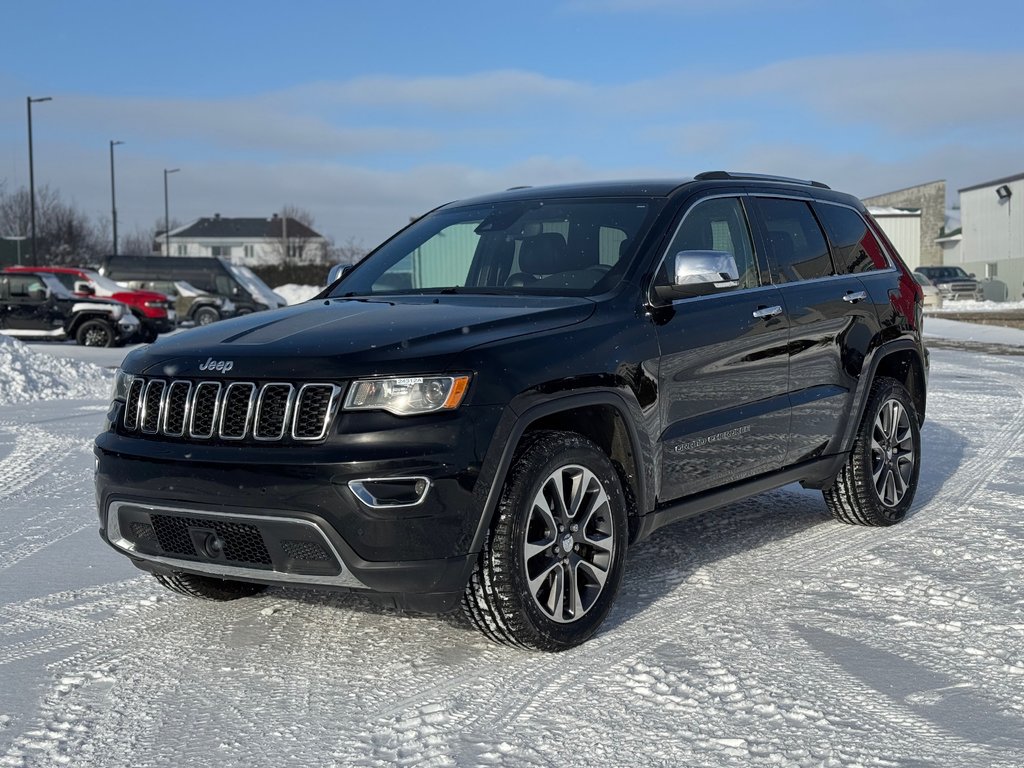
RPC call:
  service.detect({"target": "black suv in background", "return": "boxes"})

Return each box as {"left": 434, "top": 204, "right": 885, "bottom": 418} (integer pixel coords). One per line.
{"left": 95, "top": 173, "right": 927, "bottom": 650}
{"left": 1, "top": 271, "right": 140, "bottom": 346}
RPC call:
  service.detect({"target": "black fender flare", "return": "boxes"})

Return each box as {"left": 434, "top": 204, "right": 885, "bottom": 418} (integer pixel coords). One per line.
{"left": 466, "top": 388, "right": 652, "bottom": 556}
{"left": 836, "top": 336, "right": 927, "bottom": 459}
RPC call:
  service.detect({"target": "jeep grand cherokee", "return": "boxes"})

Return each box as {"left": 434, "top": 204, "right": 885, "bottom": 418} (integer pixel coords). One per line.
{"left": 95, "top": 172, "right": 927, "bottom": 650}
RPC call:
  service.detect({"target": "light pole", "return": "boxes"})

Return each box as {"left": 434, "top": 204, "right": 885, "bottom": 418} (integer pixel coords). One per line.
{"left": 27, "top": 96, "right": 53, "bottom": 265}
{"left": 163, "top": 168, "right": 179, "bottom": 256}
{"left": 110, "top": 140, "right": 124, "bottom": 255}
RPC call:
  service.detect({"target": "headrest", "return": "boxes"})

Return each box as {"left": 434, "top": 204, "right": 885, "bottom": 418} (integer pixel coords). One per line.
{"left": 518, "top": 233, "right": 568, "bottom": 275}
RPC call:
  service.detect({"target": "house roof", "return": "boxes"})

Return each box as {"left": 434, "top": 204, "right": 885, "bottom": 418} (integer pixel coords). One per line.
{"left": 959, "top": 171, "right": 1024, "bottom": 193}
{"left": 169, "top": 215, "right": 323, "bottom": 240}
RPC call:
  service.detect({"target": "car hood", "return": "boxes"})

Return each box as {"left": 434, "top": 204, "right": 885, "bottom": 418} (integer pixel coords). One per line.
{"left": 113, "top": 289, "right": 169, "bottom": 303}
{"left": 126, "top": 295, "right": 595, "bottom": 379}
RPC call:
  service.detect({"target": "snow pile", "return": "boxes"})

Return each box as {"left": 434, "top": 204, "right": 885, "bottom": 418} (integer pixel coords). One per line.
{"left": 929, "top": 299, "right": 1024, "bottom": 313}
{"left": 0, "top": 335, "right": 113, "bottom": 405}
{"left": 274, "top": 284, "right": 321, "bottom": 305}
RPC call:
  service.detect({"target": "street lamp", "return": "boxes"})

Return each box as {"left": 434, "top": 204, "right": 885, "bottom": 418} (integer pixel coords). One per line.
{"left": 163, "top": 168, "right": 179, "bottom": 256}
{"left": 27, "top": 95, "right": 53, "bottom": 265}
{"left": 110, "top": 140, "right": 124, "bottom": 255}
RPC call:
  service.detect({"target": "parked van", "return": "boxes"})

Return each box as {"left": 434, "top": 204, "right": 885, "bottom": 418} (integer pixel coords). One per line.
{"left": 98, "top": 256, "right": 286, "bottom": 314}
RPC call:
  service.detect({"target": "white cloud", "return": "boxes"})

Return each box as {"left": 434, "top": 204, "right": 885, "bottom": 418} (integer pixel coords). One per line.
{"left": 717, "top": 52, "right": 1024, "bottom": 136}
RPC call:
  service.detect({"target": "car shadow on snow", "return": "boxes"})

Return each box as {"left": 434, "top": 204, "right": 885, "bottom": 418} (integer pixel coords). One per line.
{"left": 264, "top": 419, "right": 968, "bottom": 644}
{"left": 601, "top": 418, "right": 967, "bottom": 634}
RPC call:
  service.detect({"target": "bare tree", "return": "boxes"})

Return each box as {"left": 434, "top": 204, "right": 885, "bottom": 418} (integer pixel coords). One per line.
{"left": 121, "top": 224, "right": 159, "bottom": 255}
{"left": 267, "top": 205, "right": 326, "bottom": 264}
{"left": 327, "top": 236, "right": 367, "bottom": 266}
{"left": 0, "top": 184, "right": 104, "bottom": 264}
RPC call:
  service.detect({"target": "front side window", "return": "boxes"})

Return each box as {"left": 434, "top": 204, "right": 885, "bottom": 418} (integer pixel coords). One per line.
{"left": 758, "top": 198, "right": 834, "bottom": 282}
{"left": 816, "top": 204, "right": 886, "bottom": 274}
{"left": 330, "top": 197, "right": 662, "bottom": 298}
{"left": 656, "top": 197, "right": 759, "bottom": 291}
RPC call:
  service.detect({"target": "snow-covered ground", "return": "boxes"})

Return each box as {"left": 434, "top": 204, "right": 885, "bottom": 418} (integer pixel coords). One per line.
{"left": 928, "top": 299, "right": 1024, "bottom": 313}
{"left": 2, "top": 330, "right": 1023, "bottom": 767}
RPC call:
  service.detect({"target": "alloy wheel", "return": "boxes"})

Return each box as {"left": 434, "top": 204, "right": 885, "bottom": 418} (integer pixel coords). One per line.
{"left": 870, "top": 398, "right": 915, "bottom": 507}
{"left": 522, "top": 464, "right": 616, "bottom": 624}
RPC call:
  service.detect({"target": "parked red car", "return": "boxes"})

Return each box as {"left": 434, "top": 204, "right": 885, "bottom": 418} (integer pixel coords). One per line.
{"left": 3, "top": 266, "right": 175, "bottom": 342}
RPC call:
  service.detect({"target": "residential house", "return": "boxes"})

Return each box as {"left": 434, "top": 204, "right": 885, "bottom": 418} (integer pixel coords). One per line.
{"left": 159, "top": 213, "right": 328, "bottom": 266}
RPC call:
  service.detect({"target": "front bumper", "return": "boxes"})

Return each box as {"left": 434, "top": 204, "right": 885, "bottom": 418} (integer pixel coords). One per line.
{"left": 94, "top": 403, "right": 503, "bottom": 609}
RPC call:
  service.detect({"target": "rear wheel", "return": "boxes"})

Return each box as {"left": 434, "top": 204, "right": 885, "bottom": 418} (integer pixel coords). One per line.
{"left": 75, "top": 319, "right": 115, "bottom": 347}
{"left": 462, "top": 431, "right": 628, "bottom": 651}
{"left": 153, "top": 571, "right": 266, "bottom": 600}
{"left": 193, "top": 306, "right": 220, "bottom": 326}
{"left": 824, "top": 377, "right": 920, "bottom": 526}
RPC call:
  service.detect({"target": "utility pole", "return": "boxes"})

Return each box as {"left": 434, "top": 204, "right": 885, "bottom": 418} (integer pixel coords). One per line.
{"left": 110, "top": 140, "right": 124, "bottom": 255}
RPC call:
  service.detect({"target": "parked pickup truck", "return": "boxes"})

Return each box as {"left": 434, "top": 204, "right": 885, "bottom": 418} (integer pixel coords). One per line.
{"left": 914, "top": 266, "right": 983, "bottom": 301}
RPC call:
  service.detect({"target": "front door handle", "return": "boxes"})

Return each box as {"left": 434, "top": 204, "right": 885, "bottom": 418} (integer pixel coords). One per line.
{"left": 752, "top": 305, "right": 783, "bottom": 319}
{"left": 843, "top": 290, "right": 868, "bottom": 303}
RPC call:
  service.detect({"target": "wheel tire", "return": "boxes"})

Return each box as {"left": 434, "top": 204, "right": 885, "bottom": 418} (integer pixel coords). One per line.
{"left": 75, "top": 319, "right": 115, "bottom": 347}
{"left": 462, "top": 431, "right": 628, "bottom": 651}
{"left": 137, "top": 326, "right": 159, "bottom": 343}
{"left": 193, "top": 307, "right": 220, "bottom": 326}
{"left": 824, "top": 377, "right": 921, "bottom": 526}
{"left": 152, "top": 572, "right": 266, "bottom": 601}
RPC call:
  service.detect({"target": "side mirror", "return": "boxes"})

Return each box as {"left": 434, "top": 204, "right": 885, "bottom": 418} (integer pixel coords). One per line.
{"left": 968, "top": 273, "right": 976, "bottom": 278}
{"left": 73, "top": 281, "right": 95, "bottom": 295}
{"left": 326, "top": 263, "right": 351, "bottom": 285}
{"left": 655, "top": 250, "right": 739, "bottom": 302}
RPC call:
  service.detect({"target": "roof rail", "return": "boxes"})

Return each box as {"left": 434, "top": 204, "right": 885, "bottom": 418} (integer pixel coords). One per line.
{"left": 505, "top": 185, "right": 532, "bottom": 191}
{"left": 694, "top": 171, "right": 831, "bottom": 190}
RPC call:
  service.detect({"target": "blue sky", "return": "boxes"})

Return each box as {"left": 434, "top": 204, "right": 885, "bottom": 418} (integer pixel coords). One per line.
{"left": 1, "top": 0, "right": 1021, "bottom": 247}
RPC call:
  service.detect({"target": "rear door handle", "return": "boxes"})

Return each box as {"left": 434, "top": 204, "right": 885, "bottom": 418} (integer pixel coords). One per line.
{"left": 843, "top": 290, "right": 868, "bottom": 303}
{"left": 752, "top": 305, "right": 783, "bottom": 319}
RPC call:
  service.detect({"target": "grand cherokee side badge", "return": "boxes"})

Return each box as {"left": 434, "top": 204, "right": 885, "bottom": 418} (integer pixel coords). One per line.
{"left": 198, "top": 357, "right": 234, "bottom": 373}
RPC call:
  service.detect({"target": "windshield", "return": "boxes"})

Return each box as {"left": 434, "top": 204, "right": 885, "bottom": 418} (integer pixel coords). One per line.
{"left": 329, "top": 197, "right": 662, "bottom": 298}
{"left": 82, "top": 269, "right": 131, "bottom": 293}
{"left": 226, "top": 264, "right": 283, "bottom": 307}
{"left": 920, "top": 266, "right": 969, "bottom": 279}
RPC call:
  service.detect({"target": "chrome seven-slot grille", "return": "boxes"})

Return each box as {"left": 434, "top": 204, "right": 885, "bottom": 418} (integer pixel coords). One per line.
{"left": 122, "top": 377, "right": 342, "bottom": 442}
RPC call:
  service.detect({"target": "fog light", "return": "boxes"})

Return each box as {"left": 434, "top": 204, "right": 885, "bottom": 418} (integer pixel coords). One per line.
{"left": 348, "top": 477, "right": 432, "bottom": 509}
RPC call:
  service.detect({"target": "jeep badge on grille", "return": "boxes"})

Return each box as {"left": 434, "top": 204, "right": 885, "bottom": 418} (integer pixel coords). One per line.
{"left": 198, "top": 357, "right": 234, "bottom": 373}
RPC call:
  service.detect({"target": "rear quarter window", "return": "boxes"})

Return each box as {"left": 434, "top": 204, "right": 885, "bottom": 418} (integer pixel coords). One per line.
{"left": 816, "top": 203, "right": 887, "bottom": 274}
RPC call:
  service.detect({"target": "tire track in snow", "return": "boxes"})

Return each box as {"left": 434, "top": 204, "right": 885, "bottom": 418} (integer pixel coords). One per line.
{"left": 356, "top": 356, "right": 1024, "bottom": 762}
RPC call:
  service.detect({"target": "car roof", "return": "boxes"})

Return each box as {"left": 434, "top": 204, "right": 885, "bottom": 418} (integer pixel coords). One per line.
{"left": 440, "top": 174, "right": 860, "bottom": 210}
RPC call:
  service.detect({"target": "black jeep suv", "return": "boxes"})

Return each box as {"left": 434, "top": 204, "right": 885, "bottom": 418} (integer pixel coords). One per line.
{"left": 1, "top": 270, "right": 140, "bottom": 346}
{"left": 95, "top": 172, "right": 927, "bottom": 650}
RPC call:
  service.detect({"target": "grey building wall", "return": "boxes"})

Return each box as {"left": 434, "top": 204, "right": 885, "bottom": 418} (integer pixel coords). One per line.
{"left": 863, "top": 180, "right": 946, "bottom": 267}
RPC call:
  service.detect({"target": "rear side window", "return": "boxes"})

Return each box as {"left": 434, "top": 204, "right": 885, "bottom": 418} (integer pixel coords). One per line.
{"left": 816, "top": 204, "right": 887, "bottom": 274}
{"left": 757, "top": 198, "right": 834, "bottom": 282}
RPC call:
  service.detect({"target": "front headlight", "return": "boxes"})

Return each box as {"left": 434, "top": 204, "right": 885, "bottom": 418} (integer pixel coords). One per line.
{"left": 344, "top": 375, "right": 470, "bottom": 416}
{"left": 111, "top": 368, "right": 133, "bottom": 402}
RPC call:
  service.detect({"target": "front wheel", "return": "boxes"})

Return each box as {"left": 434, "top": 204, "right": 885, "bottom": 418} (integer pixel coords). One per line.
{"left": 462, "top": 431, "right": 628, "bottom": 651}
{"left": 824, "top": 377, "right": 921, "bottom": 526}
{"left": 75, "top": 319, "right": 115, "bottom": 347}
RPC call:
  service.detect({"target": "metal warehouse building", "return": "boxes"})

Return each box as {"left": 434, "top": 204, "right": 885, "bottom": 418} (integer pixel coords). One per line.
{"left": 957, "top": 172, "right": 1024, "bottom": 301}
